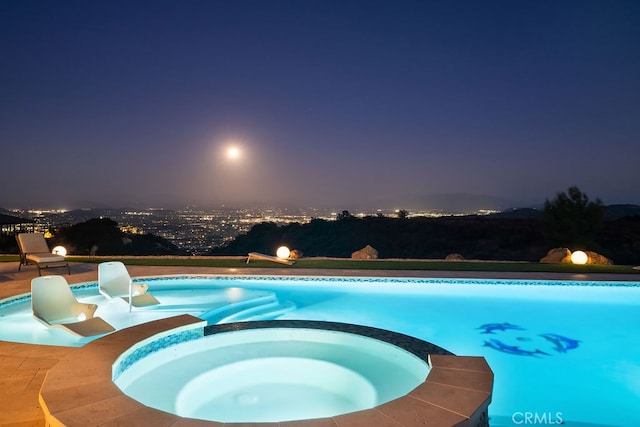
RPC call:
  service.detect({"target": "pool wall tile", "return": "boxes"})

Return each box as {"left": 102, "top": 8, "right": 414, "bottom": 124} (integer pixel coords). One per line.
{"left": 2, "top": 273, "right": 637, "bottom": 316}
{"left": 112, "top": 324, "right": 205, "bottom": 381}
{"left": 135, "top": 274, "right": 640, "bottom": 288}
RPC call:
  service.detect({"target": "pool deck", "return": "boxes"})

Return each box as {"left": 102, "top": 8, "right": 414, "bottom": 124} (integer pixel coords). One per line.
{"left": 1, "top": 260, "right": 638, "bottom": 426}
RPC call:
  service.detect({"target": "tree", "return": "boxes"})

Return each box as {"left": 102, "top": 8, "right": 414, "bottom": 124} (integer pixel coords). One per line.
{"left": 336, "top": 210, "right": 353, "bottom": 221}
{"left": 397, "top": 209, "right": 409, "bottom": 219}
{"left": 53, "top": 218, "right": 183, "bottom": 255}
{"left": 542, "top": 186, "right": 604, "bottom": 248}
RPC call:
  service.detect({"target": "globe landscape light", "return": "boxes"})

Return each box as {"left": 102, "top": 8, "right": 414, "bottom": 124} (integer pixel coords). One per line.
{"left": 571, "top": 250, "right": 588, "bottom": 265}
{"left": 276, "top": 246, "right": 291, "bottom": 259}
{"left": 52, "top": 246, "right": 67, "bottom": 256}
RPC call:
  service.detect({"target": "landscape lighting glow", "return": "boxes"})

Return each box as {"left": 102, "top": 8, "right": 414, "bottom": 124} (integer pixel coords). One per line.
{"left": 276, "top": 246, "right": 291, "bottom": 259}
{"left": 571, "top": 250, "right": 588, "bottom": 265}
{"left": 52, "top": 246, "right": 67, "bottom": 256}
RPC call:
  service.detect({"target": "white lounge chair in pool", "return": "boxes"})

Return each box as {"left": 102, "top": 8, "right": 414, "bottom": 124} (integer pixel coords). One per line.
{"left": 98, "top": 261, "right": 160, "bottom": 307}
{"left": 31, "top": 275, "right": 115, "bottom": 337}
{"left": 16, "top": 232, "right": 70, "bottom": 275}
{"left": 246, "top": 252, "right": 295, "bottom": 266}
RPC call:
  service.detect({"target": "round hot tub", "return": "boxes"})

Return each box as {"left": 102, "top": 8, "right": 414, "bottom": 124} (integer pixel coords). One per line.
{"left": 114, "top": 327, "right": 429, "bottom": 423}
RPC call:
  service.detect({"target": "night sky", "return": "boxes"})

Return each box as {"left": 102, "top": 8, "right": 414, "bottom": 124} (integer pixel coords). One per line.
{"left": 2, "top": 0, "right": 639, "bottom": 210}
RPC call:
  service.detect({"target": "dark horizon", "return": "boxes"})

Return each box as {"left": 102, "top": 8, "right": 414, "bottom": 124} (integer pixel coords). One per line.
{"left": 4, "top": 191, "right": 640, "bottom": 218}
{"left": 4, "top": 191, "right": 528, "bottom": 212}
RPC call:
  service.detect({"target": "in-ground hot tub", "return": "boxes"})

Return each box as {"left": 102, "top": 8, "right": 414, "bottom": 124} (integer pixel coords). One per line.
{"left": 113, "top": 325, "right": 430, "bottom": 423}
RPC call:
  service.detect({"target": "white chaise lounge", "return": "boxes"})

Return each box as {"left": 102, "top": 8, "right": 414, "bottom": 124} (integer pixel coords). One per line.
{"left": 98, "top": 261, "right": 160, "bottom": 307}
{"left": 31, "top": 275, "right": 115, "bottom": 337}
{"left": 16, "top": 232, "right": 70, "bottom": 275}
{"left": 246, "top": 252, "right": 295, "bottom": 266}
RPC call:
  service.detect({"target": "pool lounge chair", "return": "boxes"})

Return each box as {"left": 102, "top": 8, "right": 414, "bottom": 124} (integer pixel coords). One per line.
{"left": 98, "top": 261, "right": 160, "bottom": 307}
{"left": 31, "top": 275, "right": 115, "bottom": 337}
{"left": 16, "top": 232, "right": 70, "bottom": 275}
{"left": 246, "top": 252, "right": 295, "bottom": 266}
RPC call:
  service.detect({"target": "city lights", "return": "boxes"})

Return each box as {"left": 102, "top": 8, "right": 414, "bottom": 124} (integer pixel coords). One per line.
{"left": 10, "top": 207, "right": 488, "bottom": 256}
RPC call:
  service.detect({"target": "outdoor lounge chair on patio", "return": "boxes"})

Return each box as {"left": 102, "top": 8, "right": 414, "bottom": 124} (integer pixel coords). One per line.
{"left": 246, "top": 252, "right": 295, "bottom": 266}
{"left": 31, "top": 275, "right": 115, "bottom": 337}
{"left": 98, "top": 261, "right": 160, "bottom": 307}
{"left": 16, "top": 232, "right": 70, "bottom": 275}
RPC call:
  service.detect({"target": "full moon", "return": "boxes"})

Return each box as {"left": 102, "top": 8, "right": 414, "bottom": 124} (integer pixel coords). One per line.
{"left": 226, "top": 146, "right": 240, "bottom": 160}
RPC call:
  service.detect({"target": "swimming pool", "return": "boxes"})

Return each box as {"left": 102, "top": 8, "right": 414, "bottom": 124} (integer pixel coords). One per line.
{"left": 1, "top": 275, "right": 638, "bottom": 426}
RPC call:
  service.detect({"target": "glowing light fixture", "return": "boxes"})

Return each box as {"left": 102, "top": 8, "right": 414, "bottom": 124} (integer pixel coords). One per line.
{"left": 276, "top": 246, "right": 291, "bottom": 260}
{"left": 52, "top": 246, "right": 67, "bottom": 257}
{"left": 571, "top": 250, "right": 588, "bottom": 265}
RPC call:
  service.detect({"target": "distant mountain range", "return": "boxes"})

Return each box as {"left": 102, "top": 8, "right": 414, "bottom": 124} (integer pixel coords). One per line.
{"left": 2, "top": 201, "right": 640, "bottom": 221}
{"left": 399, "top": 193, "right": 526, "bottom": 213}
{"left": 490, "top": 204, "right": 640, "bottom": 221}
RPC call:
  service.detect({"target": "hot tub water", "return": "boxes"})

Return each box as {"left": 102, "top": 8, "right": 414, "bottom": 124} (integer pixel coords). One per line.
{"left": 114, "top": 327, "right": 429, "bottom": 423}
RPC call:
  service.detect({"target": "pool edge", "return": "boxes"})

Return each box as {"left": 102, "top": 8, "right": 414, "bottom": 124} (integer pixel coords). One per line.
{"left": 39, "top": 315, "right": 493, "bottom": 427}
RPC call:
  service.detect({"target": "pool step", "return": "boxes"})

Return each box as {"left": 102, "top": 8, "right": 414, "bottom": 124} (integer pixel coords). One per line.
{"left": 144, "top": 289, "right": 274, "bottom": 312}
{"left": 201, "top": 296, "right": 296, "bottom": 325}
{"left": 199, "top": 294, "right": 278, "bottom": 324}
{"left": 222, "top": 300, "right": 297, "bottom": 323}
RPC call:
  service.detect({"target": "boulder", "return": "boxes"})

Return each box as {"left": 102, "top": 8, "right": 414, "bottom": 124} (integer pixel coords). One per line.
{"left": 540, "top": 248, "right": 571, "bottom": 264}
{"left": 585, "top": 251, "right": 613, "bottom": 265}
{"left": 445, "top": 253, "right": 465, "bottom": 261}
{"left": 351, "top": 245, "right": 378, "bottom": 260}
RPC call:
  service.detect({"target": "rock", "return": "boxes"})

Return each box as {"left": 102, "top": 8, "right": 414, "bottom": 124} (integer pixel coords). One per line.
{"left": 541, "top": 248, "right": 613, "bottom": 265}
{"left": 445, "top": 253, "right": 465, "bottom": 261}
{"left": 351, "top": 245, "right": 378, "bottom": 260}
{"left": 584, "top": 251, "right": 613, "bottom": 265}
{"left": 289, "top": 249, "right": 303, "bottom": 260}
{"left": 540, "top": 248, "right": 571, "bottom": 264}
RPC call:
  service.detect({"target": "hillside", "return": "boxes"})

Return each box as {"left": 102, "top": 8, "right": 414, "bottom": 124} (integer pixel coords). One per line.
{"left": 0, "top": 218, "right": 184, "bottom": 256}
{"left": 487, "top": 205, "right": 640, "bottom": 220}
{"left": 209, "top": 213, "right": 640, "bottom": 264}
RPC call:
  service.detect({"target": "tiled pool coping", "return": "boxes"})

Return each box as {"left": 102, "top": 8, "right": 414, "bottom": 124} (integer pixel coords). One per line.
{"left": 40, "top": 315, "right": 493, "bottom": 427}
{"left": 3, "top": 272, "right": 638, "bottom": 317}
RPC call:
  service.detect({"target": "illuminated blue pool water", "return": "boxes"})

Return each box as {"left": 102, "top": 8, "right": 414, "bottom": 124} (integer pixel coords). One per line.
{"left": 1, "top": 275, "right": 638, "bottom": 426}
{"left": 114, "top": 327, "right": 431, "bottom": 422}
